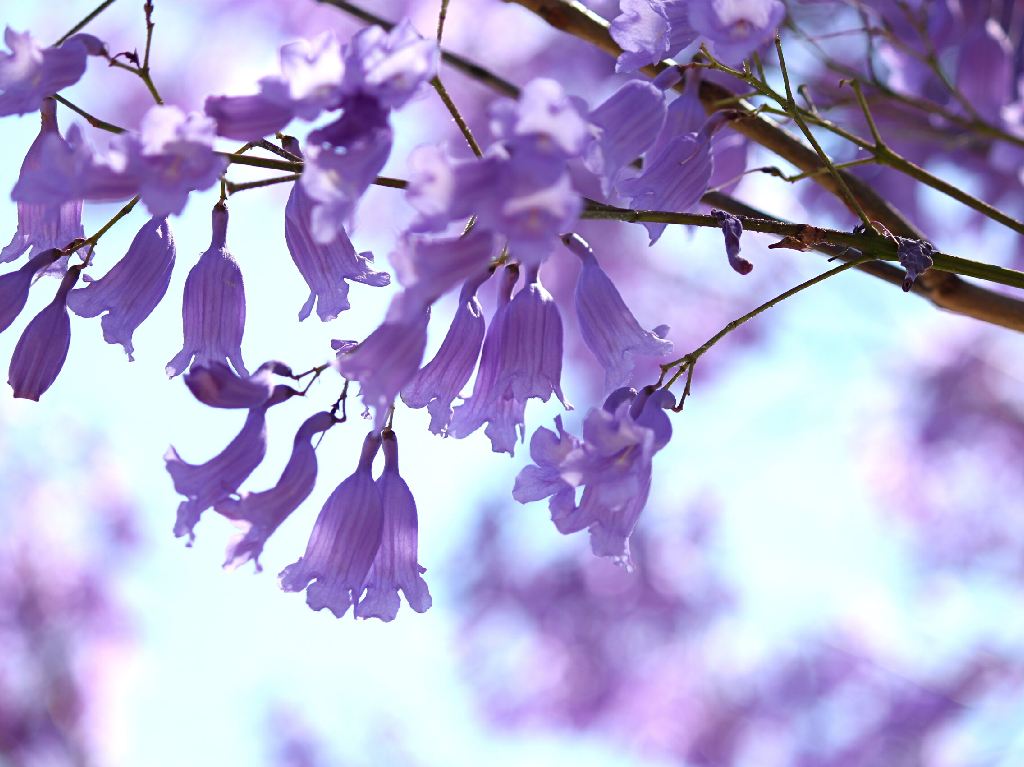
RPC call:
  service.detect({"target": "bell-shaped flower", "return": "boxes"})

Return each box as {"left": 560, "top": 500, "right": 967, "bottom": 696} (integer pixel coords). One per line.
{"left": 0, "top": 29, "right": 97, "bottom": 117}
{"left": 284, "top": 169, "right": 390, "bottom": 321}
{"left": 7, "top": 263, "right": 80, "bottom": 400}
{"left": 356, "top": 430, "right": 431, "bottom": 621}
{"left": 405, "top": 145, "right": 505, "bottom": 233}
{"left": 335, "top": 295, "right": 430, "bottom": 426}
{"left": 501, "top": 265, "right": 569, "bottom": 407}
{"left": 66, "top": 216, "right": 175, "bottom": 359}
{"left": 687, "top": 0, "right": 785, "bottom": 65}
{"left": 401, "top": 271, "right": 488, "bottom": 434}
{"left": 565, "top": 234, "right": 672, "bottom": 390}
{"left": 205, "top": 32, "right": 345, "bottom": 140}
{"left": 280, "top": 430, "right": 384, "bottom": 618}
{"left": 166, "top": 204, "right": 247, "bottom": 378}
{"left": 300, "top": 114, "right": 393, "bottom": 244}
{"left": 584, "top": 80, "right": 666, "bottom": 196}
{"left": 13, "top": 106, "right": 226, "bottom": 217}
{"left": 514, "top": 386, "right": 675, "bottom": 567}
{"left": 0, "top": 248, "right": 63, "bottom": 334}
{"left": 609, "top": 0, "right": 695, "bottom": 72}
{"left": 217, "top": 411, "right": 337, "bottom": 570}
{"left": 129, "top": 106, "right": 227, "bottom": 217}
{"left": 341, "top": 21, "right": 438, "bottom": 110}
{"left": 619, "top": 113, "right": 728, "bottom": 243}
{"left": 390, "top": 229, "right": 495, "bottom": 317}
{"left": 165, "top": 385, "right": 296, "bottom": 542}
{"left": 184, "top": 360, "right": 291, "bottom": 409}
{"left": 2, "top": 100, "right": 84, "bottom": 263}
{"left": 490, "top": 78, "right": 590, "bottom": 160}
{"left": 449, "top": 265, "right": 529, "bottom": 455}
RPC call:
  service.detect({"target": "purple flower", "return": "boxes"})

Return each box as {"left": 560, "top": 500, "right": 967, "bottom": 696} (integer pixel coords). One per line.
{"left": 584, "top": 80, "right": 666, "bottom": 195}
{"left": 12, "top": 106, "right": 226, "bottom": 217}
{"left": 619, "top": 113, "right": 726, "bottom": 243}
{"left": 300, "top": 118, "right": 392, "bottom": 244}
{"left": 7, "top": 263, "right": 80, "bottom": 401}
{"left": 166, "top": 204, "right": 247, "bottom": 378}
{"left": 897, "top": 237, "right": 935, "bottom": 292}
{"left": 184, "top": 360, "right": 291, "bottom": 409}
{"left": 514, "top": 386, "right": 675, "bottom": 566}
{"left": 956, "top": 20, "right": 1013, "bottom": 122}
{"left": 66, "top": 216, "right": 175, "bottom": 359}
{"left": 355, "top": 429, "right": 431, "bottom": 621}
{"left": 129, "top": 106, "right": 226, "bottom": 217}
{"left": 165, "top": 385, "right": 296, "bottom": 541}
{"left": 2, "top": 100, "right": 84, "bottom": 263}
{"left": 335, "top": 298, "right": 430, "bottom": 425}
{"left": 490, "top": 78, "right": 590, "bottom": 160}
{"left": 390, "top": 229, "right": 496, "bottom": 316}
{"left": 205, "top": 32, "right": 344, "bottom": 139}
{"left": 0, "top": 28, "right": 93, "bottom": 117}
{"left": 284, "top": 170, "right": 390, "bottom": 321}
{"left": 217, "top": 411, "right": 337, "bottom": 570}
{"left": 687, "top": 0, "right": 786, "bottom": 64}
{"left": 565, "top": 234, "right": 673, "bottom": 390}
{"left": 401, "top": 271, "right": 489, "bottom": 434}
{"left": 609, "top": 0, "right": 695, "bottom": 72}
{"left": 711, "top": 209, "right": 753, "bottom": 274}
{"left": 0, "top": 248, "right": 63, "bottom": 334}
{"left": 280, "top": 430, "right": 384, "bottom": 618}
{"left": 341, "top": 21, "right": 438, "bottom": 110}
{"left": 405, "top": 145, "right": 504, "bottom": 232}
{"left": 450, "top": 265, "right": 535, "bottom": 455}
{"left": 10, "top": 123, "right": 138, "bottom": 207}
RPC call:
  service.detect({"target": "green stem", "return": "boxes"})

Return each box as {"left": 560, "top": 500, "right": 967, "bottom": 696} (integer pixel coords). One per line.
{"left": 431, "top": 76, "right": 483, "bottom": 157}
{"left": 54, "top": 0, "right": 118, "bottom": 46}
{"left": 52, "top": 95, "right": 125, "bottom": 133}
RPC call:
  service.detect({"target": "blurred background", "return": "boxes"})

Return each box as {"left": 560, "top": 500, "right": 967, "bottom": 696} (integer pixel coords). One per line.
{"left": 3, "top": 0, "right": 1024, "bottom": 765}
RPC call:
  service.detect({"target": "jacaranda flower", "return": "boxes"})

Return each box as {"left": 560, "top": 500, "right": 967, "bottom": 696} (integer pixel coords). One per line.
{"left": 402, "top": 271, "right": 489, "bottom": 434}
{"left": 711, "top": 209, "right": 753, "bottom": 275}
{"left": 0, "top": 247, "right": 63, "bottom": 334}
{"left": 167, "top": 204, "right": 248, "bottom": 378}
{"left": 565, "top": 233, "right": 672, "bottom": 391}
{"left": 166, "top": 385, "right": 297, "bottom": 541}
{"left": 2, "top": 99, "right": 83, "bottom": 263}
{"left": 67, "top": 216, "right": 176, "bottom": 359}
{"left": 7, "top": 263, "right": 80, "bottom": 401}
{"left": 0, "top": 28, "right": 98, "bottom": 117}
{"left": 355, "top": 429, "right": 431, "bottom": 621}
{"left": 280, "top": 429, "right": 384, "bottom": 618}
{"left": 217, "top": 410, "right": 337, "bottom": 570}
{"left": 184, "top": 360, "right": 291, "bottom": 409}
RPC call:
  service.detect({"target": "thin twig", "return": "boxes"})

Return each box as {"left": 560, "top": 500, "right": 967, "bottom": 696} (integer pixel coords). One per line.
{"left": 54, "top": 0, "right": 118, "bottom": 46}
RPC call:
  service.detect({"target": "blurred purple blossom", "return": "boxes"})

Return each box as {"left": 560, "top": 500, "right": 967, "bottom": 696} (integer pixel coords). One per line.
{"left": 0, "top": 28, "right": 95, "bottom": 117}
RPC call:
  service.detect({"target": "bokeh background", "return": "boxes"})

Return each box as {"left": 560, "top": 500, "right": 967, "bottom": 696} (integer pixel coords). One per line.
{"left": 3, "top": 0, "right": 1024, "bottom": 765}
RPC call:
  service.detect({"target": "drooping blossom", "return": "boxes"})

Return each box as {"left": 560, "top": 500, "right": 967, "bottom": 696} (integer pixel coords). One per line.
{"left": 687, "top": 0, "right": 786, "bottom": 64}
{"left": 565, "top": 234, "right": 673, "bottom": 391}
{"left": 165, "top": 385, "right": 297, "bottom": 541}
{"left": 2, "top": 99, "right": 83, "bottom": 263}
{"left": 335, "top": 297, "right": 429, "bottom": 425}
{"left": 389, "top": 229, "right": 495, "bottom": 317}
{"left": 451, "top": 264, "right": 568, "bottom": 456}
{"left": 13, "top": 106, "right": 226, "bottom": 217}
{"left": 7, "top": 264, "right": 81, "bottom": 401}
{"left": 0, "top": 29, "right": 99, "bottom": 117}
{"left": 356, "top": 429, "right": 431, "bottom": 621}
{"left": 514, "top": 386, "right": 675, "bottom": 566}
{"left": 280, "top": 430, "right": 384, "bottom": 618}
{"left": 166, "top": 204, "right": 247, "bottom": 378}
{"left": 402, "top": 271, "right": 489, "bottom": 434}
{"left": 66, "top": 216, "right": 175, "bottom": 359}
{"left": 217, "top": 411, "right": 337, "bottom": 570}
{"left": 711, "top": 209, "right": 752, "bottom": 274}
{"left": 340, "top": 21, "right": 439, "bottom": 109}
{"left": 897, "top": 237, "right": 935, "bottom": 292}
{"left": 284, "top": 154, "right": 390, "bottom": 321}
{"left": 609, "top": 0, "right": 695, "bottom": 73}
{"left": 584, "top": 80, "right": 667, "bottom": 195}
{"left": 184, "top": 360, "right": 291, "bottom": 409}
{"left": 0, "top": 248, "right": 63, "bottom": 334}
{"left": 449, "top": 266, "right": 525, "bottom": 454}
{"left": 619, "top": 112, "right": 730, "bottom": 243}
